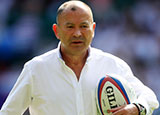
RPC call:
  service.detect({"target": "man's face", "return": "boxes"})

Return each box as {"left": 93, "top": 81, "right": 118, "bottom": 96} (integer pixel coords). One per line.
{"left": 54, "top": 6, "right": 96, "bottom": 55}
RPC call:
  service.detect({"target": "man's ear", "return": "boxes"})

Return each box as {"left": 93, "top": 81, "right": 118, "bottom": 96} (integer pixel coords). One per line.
{"left": 93, "top": 22, "right": 96, "bottom": 31}
{"left": 92, "top": 22, "right": 96, "bottom": 38}
{"left": 52, "top": 24, "right": 60, "bottom": 39}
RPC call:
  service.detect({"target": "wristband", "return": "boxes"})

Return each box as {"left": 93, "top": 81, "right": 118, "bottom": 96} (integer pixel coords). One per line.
{"left": 133, "top": 103, "right": 147, "bottom": 115}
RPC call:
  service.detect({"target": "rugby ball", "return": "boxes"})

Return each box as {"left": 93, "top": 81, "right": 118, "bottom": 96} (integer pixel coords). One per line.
{"left": 96, "top": 74, "right": 136, "bottom": 115}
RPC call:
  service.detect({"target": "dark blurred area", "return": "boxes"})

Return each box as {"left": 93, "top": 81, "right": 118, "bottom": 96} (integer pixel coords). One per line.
{"left": 0, "top": 0, "right": 160, "bottom": 114}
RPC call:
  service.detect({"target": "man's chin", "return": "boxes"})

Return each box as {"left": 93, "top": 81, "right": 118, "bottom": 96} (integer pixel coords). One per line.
{"left": 69, "top": 47, "right": 88, "bottom": 55}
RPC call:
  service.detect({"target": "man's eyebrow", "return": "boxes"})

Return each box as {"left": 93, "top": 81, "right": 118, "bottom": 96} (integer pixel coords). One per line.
{"left": 81, "top": 21, "right": 90, "bottom": 25}
{"left": 65, "top": 22, "right": 74, "bottom": 25}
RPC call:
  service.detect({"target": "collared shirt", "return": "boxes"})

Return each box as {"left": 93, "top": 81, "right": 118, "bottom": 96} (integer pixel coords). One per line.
{"left": 0, "top": 44, "right": 159, "bottom": 115}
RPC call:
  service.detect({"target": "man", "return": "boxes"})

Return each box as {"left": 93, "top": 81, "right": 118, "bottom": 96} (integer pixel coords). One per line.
{"left": 0, "top": 0, "right": 159, "bottom": 115}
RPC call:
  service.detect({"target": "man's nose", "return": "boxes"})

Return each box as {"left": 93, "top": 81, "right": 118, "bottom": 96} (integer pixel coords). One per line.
{"left": 73, "top": 29, "right": 82, "bottom": 37}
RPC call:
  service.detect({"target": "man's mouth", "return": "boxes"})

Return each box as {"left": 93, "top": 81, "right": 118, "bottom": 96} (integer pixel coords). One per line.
{"left": 72, "top": 41, "right": 83, "bottom": 44}
{"left": 71, "top": 40, "right": 83, "bottom": 44}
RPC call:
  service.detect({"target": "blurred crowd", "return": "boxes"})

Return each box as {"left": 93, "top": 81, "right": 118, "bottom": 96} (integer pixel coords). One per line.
{"left": 0, "top": 0, "right": 160, "bottom": 114}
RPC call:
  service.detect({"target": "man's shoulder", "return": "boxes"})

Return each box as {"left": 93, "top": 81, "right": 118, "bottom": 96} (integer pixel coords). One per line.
{"left": 91, "top": 47, "right": 119, "bottom": 59}
{"left": 25, "top": 48, "right": 58, "bottom": 67}
{"left": 90, "top": 47, "right": 128, "bottom": 66}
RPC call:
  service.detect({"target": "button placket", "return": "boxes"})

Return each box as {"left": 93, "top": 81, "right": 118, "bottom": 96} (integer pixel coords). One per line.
{"left": 76, "top": 83, "right": 85, "bottom": 115}
{"left": 60, "top": 59, "right": 89, "bottom": 115}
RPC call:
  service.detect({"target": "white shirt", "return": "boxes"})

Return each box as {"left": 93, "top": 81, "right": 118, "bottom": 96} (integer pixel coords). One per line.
{"left": 0, "top": 44, "right": 159, "bottom": 115}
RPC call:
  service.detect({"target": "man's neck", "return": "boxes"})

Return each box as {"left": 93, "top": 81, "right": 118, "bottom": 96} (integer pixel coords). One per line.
{"left": 61, "top": 50, "right": 88, "bottom": 66}
{"left": 60, "top": 48, "right": 89, "bottom": 80}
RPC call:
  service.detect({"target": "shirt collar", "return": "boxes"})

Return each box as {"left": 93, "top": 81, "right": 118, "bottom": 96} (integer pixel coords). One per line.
{"left": 57, "top": 42, "right": 62, "bottom": 59}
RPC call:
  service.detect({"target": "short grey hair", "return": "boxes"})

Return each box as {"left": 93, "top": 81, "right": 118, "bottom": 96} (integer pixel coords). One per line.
{"left": 56, "top": 0, "right": 93, "bottom": 24}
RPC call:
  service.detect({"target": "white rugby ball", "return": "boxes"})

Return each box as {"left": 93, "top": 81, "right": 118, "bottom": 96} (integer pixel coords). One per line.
{"left": 96, "top": 74, "right": 136, "bottom": 115}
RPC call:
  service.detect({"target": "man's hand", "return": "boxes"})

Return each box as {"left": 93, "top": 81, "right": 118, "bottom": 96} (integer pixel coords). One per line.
{"left": 108, "top": 104, "right": 139, "bottom": 115}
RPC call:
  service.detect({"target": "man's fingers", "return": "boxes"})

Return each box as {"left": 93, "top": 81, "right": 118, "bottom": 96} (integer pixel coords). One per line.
{"left": 112, "top": 108, "right": 126, "bottom": 115}
{"left": 108, "top": 105, "right": 125, "bottom": 113}
{"left": 109, "top": 104, "right": 139, "bottom": 115}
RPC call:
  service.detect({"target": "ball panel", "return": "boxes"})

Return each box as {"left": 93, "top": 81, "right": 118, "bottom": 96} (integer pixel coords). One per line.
{"left": 109, "top": 76, "right": 130, "bottom": 104}
{"left": 97, "top": 77, "right": 105, "bottom": 115}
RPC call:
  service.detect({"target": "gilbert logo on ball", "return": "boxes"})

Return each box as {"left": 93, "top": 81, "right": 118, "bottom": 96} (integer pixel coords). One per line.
{"left": 96, "top": 74, "right": 136, "bottom": 115}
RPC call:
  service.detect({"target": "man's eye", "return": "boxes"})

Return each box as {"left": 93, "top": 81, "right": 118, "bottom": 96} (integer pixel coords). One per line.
{"left": 81, "top": 25, "right": 88, "bottom": 28}
{"left": 67, "top": 26, "right": 73, "bottom": 28}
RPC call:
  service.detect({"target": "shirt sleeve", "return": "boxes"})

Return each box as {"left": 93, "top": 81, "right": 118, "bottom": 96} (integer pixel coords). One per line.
{"left": 120, "top": 61, "right": 159, "bottom": 115}
{"left": 0, "top": 62, "right": 33, "bottom": 115}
